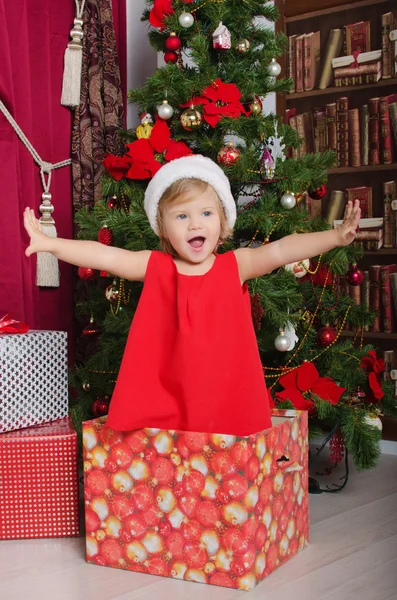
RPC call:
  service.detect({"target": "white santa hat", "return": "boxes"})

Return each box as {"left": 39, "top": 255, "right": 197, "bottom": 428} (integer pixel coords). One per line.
{"left": 144, "top": 155, "right": 237, "bottom": 236}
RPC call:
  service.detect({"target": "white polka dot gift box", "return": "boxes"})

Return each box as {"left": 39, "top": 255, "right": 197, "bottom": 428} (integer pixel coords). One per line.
{"left": 82, "top": 409, "right": 309, "bottom": 591}
{"left": 0, "top": 330, "right": 68, "bottom": 433}
{"left": 0, "top": 416, "right": 79, "bottom": 540}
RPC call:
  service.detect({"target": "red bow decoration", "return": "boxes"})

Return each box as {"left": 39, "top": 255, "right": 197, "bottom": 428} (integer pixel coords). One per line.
{"left": 181, "top": 78, "right": 249, "bottom": 128}
{"left": 149, "top": 0, "right": 194, "bottom": 29}
{"left": 350, "top": 50, "right": 361, "bottom": 69}
{"left": 360, "top": 350, "right": 385, "bottom": 401}
{"left": 275, "top": 361, "right": 346, "bottom": 413}
{"left": 0, "top": 314, "right": 30, "bottom": 334}
{"left": 103, "top": 119, "right": 193, "bottom": 180}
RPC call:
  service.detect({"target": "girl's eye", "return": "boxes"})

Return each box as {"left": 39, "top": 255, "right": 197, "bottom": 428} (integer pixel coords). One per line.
{"left": 177, "top": 214, "right": 187, "bottom": 220}
{"left": 203, "top": 211, "right": 212, "bottom": 217}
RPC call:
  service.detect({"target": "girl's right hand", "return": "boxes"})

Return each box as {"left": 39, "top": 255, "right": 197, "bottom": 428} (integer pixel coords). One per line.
{"left": 23, "top": 208, "right": 51, "bottom": 256}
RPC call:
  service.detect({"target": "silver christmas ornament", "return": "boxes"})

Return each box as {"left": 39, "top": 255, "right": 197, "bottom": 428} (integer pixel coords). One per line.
{"left": 179, "top": 12, "right": 194, "bottom": 28}
{"left": 268, "top": 58, "right": 281, "bottom": 77}
{"left": 280, "top": 191, "right": 296, "bottom": 210}
{"left": 274, "top": 330, "right": 291, "bottom": 352}
{"left": 158, "top": 100, "right": 174, "bottom": 120}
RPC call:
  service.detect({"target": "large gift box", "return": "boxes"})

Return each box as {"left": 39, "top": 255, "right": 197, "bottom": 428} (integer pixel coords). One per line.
{"left": 0, "top": 417, "right": 80, "bottom": 540}
{"left": 0, "top": 330, "right": 68, "bottom": 433}
{"left": 83, "top": 409, "right": 308, "bottom": 591}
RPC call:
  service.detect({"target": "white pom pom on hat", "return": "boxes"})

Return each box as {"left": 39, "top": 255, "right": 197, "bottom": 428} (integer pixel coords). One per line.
{"left": 144, "top": 155, "right": 237, "bottom": 236}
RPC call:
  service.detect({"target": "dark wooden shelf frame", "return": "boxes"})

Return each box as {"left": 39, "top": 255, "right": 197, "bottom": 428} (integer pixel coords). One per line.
{"left": 328, "top": 163, "right": 397, "bottom": 175}
{"left": 284, "top": 0, "right": 390, "bottom": 23}
{"left": 285, "top": 78, "right": 395, "bottom": 101}
{"left": 340, "top": 331, "right": 397, "bottom": 340}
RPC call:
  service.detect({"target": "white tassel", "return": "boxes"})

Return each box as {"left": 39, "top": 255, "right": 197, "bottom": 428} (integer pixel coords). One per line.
{"left": 36, "top": 192, "right": 60, "bottom": 287}
{"left": 61, "top": 18, "right": 84, "bottom": 107}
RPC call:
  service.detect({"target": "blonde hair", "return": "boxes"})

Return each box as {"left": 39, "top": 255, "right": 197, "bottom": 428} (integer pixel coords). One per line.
{"left": 157, "top": 178, "right": 233, "bottom": 257}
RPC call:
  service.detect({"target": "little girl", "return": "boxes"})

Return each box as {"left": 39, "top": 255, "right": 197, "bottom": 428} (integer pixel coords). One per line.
{"left": 24, "top": 155, "right": 360, "bottom": 435}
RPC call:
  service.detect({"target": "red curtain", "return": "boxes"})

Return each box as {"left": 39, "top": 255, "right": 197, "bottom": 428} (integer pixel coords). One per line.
{"left": 0, "top": 0, "right": 126, "bottom": 357}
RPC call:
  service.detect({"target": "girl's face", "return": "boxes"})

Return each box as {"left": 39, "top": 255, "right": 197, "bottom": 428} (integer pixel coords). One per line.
{"left": 161, "top": 185, "right": 222, "bottom": 263}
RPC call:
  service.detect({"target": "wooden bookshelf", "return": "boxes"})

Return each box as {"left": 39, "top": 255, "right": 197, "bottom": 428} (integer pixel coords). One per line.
{"left": 285, "top": 0, "right": 391, "bottom": 23}
{"left": 328, "top": 163, "right": 397, "bottom": 175}
{"left": 276, "top": 0, "right": 397, "bottom": 441}
{"left": 286, "top": 77, "right": 395, "bottom": 100}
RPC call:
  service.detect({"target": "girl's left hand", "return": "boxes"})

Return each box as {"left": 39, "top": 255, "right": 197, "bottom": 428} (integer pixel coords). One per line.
{"left": 336, "top": 199, "right": 361, "bottom": 246}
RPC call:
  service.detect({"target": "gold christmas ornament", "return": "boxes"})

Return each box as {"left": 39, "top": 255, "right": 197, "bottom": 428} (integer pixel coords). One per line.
{"left": 249, "top": 99, "right": 262, "bottom": 115}
{"left": 180, "top": 106, "right": 203, "bottom": 131}
{"left": 235, "top": 38, "right": 250, "bottom": 53}
{"left": 136, "top": 112, "right": 153, "bottom": 139}
{"left": 105, "top": 280, "right": 119, "bottom": 304}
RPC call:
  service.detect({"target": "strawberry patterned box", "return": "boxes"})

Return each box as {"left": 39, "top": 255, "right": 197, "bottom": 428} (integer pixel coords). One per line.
{"left": 82, "top": 409, "right": 308, "bottom": 591}
{"left": 0, "top": 417, "right": 80, "bottom": 540}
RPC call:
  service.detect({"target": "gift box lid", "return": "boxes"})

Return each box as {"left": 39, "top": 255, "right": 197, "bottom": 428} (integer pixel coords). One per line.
{"left": 332, "top": 49, "right": 381, "bottom": 68}
{"left": 0, "top": 416, "right": 75, "bottom": 440}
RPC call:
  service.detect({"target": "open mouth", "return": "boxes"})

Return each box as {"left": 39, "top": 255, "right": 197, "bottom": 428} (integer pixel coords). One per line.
{"left": 188, "top": 236, "right": 206, "bottom": 249}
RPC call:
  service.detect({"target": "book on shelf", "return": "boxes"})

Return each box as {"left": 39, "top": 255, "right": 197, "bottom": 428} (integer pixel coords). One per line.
{"left": 369, "top": 265, "right": 381, "bottom": 333}
{"left": 287, "top": 35, "right": 297, "bottom": 93}
{"left": 295, "top": 34, "right": 305, "bottom": 93}
{"left": 349, "top": 283, "right": 361, "bottom": 315}
{"left": 332, "top": 49, "right": 381, "bottom": 69}
{"left": 313, "top": 107, "right": 327, "bottom": 154}
{"left": 333, "top": 62, "right": 381, "bottom": 78}
{"left": 360, "top": 104, "right": 369, "bottom": 166}
{"left": 390, "top": 273, "right": 397, "bottom": 323}
{"left": 368, "top": 98, "right": 380, "bottom": 166}
{"left": 380, "top": 94, "right": 397, "bottom": 164}
{"left": 334, "top": 71, "right": 381, "bottom": 87}
{"left": 318, "top": 28, "right": 343, "bottom": 90}
{"left": 383, "top": 350, "right": 395, "bottom": 380}
{"left": 336, "top": 96, "right": 349, "bottom": 167}
{"left": 380, "top": 265, "right": 397, "bottom": 333}
{"left": 383, "top": 181, "right": 395, "bottom": 248}
{"left": 344, "top": 21, "right": 371, "bottom": 56}
{"left": 326, "top": 103, "right": 337, "bottom": 151}
{"left": 324, "top": 190, "right": 344, "bottom": 225}
{"left": 303, "top": 31, "right": 320, "bottom": 92}
{"left": 348, "top": 108, "right": 361, "bottom": 167}
{"left": 345, "top": 186, "right": 372, "bottom": 218}
{"left": 361, "top": 271, "right": 370, "bottom": 331}
{"left": 390, "top": 27, "right": 397, "bottom": 77}
{"left": 389, "top": 103, "right": 397, "bottom": 156}
{"left": 381, "top": 13, "right": 394, "bottom": 79}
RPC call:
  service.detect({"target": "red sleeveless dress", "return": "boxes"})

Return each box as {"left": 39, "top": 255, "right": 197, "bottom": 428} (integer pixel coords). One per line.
{"left": 106, "top": 251, "right": 272, "bottom": 435}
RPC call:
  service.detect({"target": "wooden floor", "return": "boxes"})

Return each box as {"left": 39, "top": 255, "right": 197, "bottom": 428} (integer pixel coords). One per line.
{"left": 1, "top": 452, "right": 397, "bottom": 600}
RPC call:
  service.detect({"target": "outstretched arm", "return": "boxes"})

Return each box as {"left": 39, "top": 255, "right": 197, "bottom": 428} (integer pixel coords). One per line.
{"left": 23, "top": 208, "right": 151, "bottom": 282}
{"left": 235, "top": 199, "right": 361, "bottom": 282}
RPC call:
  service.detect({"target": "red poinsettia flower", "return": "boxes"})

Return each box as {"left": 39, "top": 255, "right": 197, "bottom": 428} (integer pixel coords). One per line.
{"left": 181, "top": 78, "right": 248, "bottom": 127}
{"left": 360, "top": 350, "right": 385, "bottom": 401}
{"left": 104, "top": 119, "right": 192, "bottom": 181}
{"left": 149, "top": 0, "right": 194, "bottom": 29}
{"left": 275, "top": 361, "right": 346, "bottom": 413}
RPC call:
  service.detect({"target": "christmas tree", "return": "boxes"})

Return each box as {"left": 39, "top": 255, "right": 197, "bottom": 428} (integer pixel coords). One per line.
{"left": 70, "top": 0, "right": 396, "bottom": 479}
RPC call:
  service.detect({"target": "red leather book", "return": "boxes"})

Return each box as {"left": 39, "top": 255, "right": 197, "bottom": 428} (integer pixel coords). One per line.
{"left": 383, "top": 181, "right": 395, "bottom": 248}
{"left": 361, "top": 271, "right": 370, "bottom": 331}
{"left": 348, "top": 108, "right": 361, "bottom": 166}
{"left": 345, "top": 186, "right": 372, "bottom": 218}
{"left": 303, "top": 31, "right": 320, "bottom": 91}
{"left": 296, "top": 113, "right": 306, "bottom": 157}
{"left": 326, "top": 102, "right": 337, "bottom": 151}
{"left": 368, "top": 97, "right": 380, "bottom": 165}
{"left": 380, "top": 264, "right": 397, "bottom": 333}
{"left": 303, "top": 111, "right": 314, "bottom": 154}
{"left": 295, "top": 35, "right": 305, "bottom": 93}
{"left": 336, "top": 96, "right": 349, "bottom": 167}
{"left": 369, "top": 265, "right": 381, "bottom": 333}
{"left": 380, "top": 94, "right": 397, "bottom": 164}
{"left": 344, "top": 21, "right": 371, "bottom": 55}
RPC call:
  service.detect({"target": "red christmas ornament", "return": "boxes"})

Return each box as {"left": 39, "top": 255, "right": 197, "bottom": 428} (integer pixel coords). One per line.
{"left": 347, "top": 264, "right": 364, "bottom": 286}
{"left": 92, "top": 397, "right": 110, "bottom": 417}
{"left": 308, "top": 184, "right": 327, "bottom": 200}
{"left": 165, "top": 32, "right": 181, "bottom": 51}
{"left": 217, "top": 142, "right": 241, "bottom": 165}
{"left": 82, "top": 317, "right": 100, "bottom": 336}
{"left": 164, "top": 50, "right": 178, "bottom": 63}
{"left": 77, "top": 267, "right": 97, "bottom": 280}
{"left": 107, "top": 195, "right": 119, "bottom": 210}
{"left": 316, "top": 325, "right": 337, "bottom": 347}
{"left": 98, "top": 226, "right": 113, "bottom": 245}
